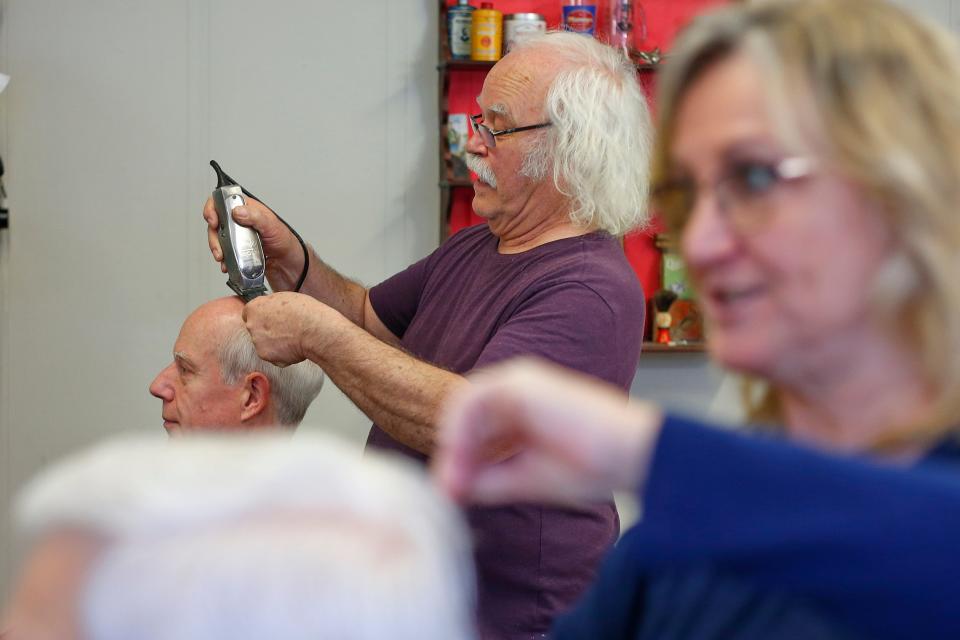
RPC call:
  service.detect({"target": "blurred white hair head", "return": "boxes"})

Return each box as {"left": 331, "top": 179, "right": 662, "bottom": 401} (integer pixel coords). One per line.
{"left": 10, "top": 433, "right": 476, "bottom": 640}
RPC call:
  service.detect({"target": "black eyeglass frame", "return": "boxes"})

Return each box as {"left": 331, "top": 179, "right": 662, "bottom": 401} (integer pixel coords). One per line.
{"left": 470, "top": 113, "right": 552, "bottom": 148}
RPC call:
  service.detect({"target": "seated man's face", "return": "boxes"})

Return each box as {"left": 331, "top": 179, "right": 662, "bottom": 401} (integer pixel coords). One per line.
{"left": 149, "top": 299, "right": 248, "bottom": 434}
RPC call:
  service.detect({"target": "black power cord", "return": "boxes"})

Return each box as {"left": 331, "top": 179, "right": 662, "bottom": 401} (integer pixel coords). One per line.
{"left": 210, "top": 160, "right": 309, "bottom": 293}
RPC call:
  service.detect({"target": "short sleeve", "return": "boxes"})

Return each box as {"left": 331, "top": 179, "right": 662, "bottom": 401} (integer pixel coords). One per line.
{"left": 369, "top": 254, "right": 435, "bottom": 340}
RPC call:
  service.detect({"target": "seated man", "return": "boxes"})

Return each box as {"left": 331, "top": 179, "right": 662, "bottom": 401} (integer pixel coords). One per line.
{"left": 2, "top": 433, "right": 477, "bottom": 640}
{"left": 149, "top": 296, "right": 324, "bottom": 433}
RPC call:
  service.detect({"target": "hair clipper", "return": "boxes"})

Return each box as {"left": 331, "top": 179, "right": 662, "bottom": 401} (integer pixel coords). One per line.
{"left": 210, "top": 160, "right": 268, "bottom": 301}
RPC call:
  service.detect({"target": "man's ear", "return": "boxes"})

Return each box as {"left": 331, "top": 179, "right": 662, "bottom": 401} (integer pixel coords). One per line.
{"left": 240, "top": 372, "right": 272, "bottom": 423}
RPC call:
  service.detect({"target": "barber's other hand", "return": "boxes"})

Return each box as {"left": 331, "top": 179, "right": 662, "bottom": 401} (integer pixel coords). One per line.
{"left": 203, "top": 196, "right": 301, "bottom": 280}
{"left": 435, "top": 359, "right": 664, "bottom": 507}
{"left": 242, "top": 292, "right": 336, "bottom": 367}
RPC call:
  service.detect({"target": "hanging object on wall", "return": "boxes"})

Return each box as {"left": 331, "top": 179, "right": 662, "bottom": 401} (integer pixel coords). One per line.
{"left": 0, "top": 154, "right": 7, "bottom": 230}
{"left": 0, "top": 73, "right": 10, "bottom": 230}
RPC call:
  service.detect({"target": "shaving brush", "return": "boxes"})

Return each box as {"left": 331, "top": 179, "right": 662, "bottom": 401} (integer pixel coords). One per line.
{"left": 653, "top": 289, "right": 678, "bottom": 344}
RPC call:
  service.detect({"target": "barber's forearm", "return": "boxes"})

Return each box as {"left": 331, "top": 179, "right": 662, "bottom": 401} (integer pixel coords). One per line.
{"left": 305, "top": 320, "right": 468, "bottom": 455}
{"left": 267, "top": 245, "right": 368, "bottom": 327}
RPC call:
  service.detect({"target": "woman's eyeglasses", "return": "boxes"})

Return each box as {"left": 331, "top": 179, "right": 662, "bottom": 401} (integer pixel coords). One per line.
{"left": 652, "top": 156, "right": 816, "bottom": 232}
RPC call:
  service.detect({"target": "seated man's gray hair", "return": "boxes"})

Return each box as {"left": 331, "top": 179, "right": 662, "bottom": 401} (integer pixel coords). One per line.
{"left": 219, "top": 325, "right": 325, "bottom": 425}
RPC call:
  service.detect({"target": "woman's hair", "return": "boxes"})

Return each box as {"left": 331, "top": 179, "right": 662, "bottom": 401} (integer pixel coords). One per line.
{"left": 654, "top": 0, "right": 960, "bottom": 444}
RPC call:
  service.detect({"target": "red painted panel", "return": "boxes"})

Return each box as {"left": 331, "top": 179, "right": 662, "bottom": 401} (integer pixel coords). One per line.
{"left": 444, "top": 0, "right": 728, "bottom": 50}
{"left": 443, "top": 1, "right": 726, "bottom": 335}
{"left": 449, "top": 187, "right": 485, "bottom": 236}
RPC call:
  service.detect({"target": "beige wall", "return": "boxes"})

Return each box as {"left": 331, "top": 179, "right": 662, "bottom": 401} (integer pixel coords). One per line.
{"left": 0, "top": 0, "right": 440, "bottom": 597}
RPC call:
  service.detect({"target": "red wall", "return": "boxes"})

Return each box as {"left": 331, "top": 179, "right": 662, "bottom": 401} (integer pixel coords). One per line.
{"left": 444, "top": 0, "right": 726, "bottom": 336}
{"left": 445, "top": 0, "right": 727, "bottom": 49}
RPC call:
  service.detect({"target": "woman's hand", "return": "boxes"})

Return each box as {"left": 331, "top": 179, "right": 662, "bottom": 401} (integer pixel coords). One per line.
{"left": 434, "top": 359, "right": 664, "bottom": 507}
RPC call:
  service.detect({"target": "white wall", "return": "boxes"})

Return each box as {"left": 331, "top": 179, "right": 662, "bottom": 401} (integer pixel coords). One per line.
{"left": 0, "top": 0, "right": 439, "bottom": 597}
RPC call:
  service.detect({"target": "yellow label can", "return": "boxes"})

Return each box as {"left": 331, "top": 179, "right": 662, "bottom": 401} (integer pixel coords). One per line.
{"left": 471, "top": 5, "right": 503, "bottom": 62}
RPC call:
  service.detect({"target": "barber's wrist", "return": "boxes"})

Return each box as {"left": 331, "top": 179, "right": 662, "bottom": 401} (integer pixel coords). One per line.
{"left": 615, "top": 401, "right": 665, "bottom": 494}
{"left": 266, "top": 241, "right": 309, "bottom": 292}
{"left": 301, "top": 301, "right": 352, "bottom": 364}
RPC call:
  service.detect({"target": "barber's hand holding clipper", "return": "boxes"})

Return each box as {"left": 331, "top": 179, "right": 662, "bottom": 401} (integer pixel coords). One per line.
{"left": 203, "top": 194, "right": 307, "bottom": 291}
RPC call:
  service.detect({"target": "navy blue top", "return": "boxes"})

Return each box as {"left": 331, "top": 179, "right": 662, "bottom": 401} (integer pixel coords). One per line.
{"left": 554, "top": 415, "right": 960, "bottom": 640}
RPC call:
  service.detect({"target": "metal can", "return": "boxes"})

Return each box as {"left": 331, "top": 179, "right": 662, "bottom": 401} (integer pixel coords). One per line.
{"left": 562, "top": 3, "right": 597, "bottom": 36}
{"left": 504, "top": 13, "right": 546, "bottom": 53}
{"left": 448, "top": 1, "right": 474, "bottom": 60}
{"left": 471, "top": 3, "right": 503, "bottom": 62}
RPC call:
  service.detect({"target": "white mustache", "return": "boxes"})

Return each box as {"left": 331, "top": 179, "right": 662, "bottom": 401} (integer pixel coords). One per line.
{"left": 465, "top": 153, "right": 498, "bottom": 188}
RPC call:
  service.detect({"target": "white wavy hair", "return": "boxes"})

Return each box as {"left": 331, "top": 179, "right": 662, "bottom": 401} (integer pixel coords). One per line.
{"left": 219, "top": 323, "right": 324, "bottom": 426}
{"left": 14, "top": 433, "right": 477, "bottom": 640}
{"left": 514, "top": 31, "right": 654, "bottom": 236}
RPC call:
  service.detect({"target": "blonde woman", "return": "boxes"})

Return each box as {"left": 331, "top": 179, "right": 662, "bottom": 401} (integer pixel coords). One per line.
{"left": 436, "top": 0, "right": 960, "bottom": 638}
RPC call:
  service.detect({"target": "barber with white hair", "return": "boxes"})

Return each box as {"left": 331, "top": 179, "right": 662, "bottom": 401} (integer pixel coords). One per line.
{"left": 2, "top": 433, "right": 476, "bottom": 640}
{"left": 201, "top": 32, "right": 652, "bottom": 638}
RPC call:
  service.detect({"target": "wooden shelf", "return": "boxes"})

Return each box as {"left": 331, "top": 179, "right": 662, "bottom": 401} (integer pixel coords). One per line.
{"left": 438, "top": 59, "right": 495, "bottom": 72}
{"left": 641, "top": 341, "right": 707, "bottom": 353}
{"left": 439, "top": 58, "right": 659, "bottom": 72}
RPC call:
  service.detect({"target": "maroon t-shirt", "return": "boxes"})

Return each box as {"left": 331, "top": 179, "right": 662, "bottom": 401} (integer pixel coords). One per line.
{"left": 368, "top": 224, "right": 644, "bottom": 639}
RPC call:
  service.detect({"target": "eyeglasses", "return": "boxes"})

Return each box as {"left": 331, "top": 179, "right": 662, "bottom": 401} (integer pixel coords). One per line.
{"left": 652, "top": 156, "right": 816, "bottom": 233}
{"left": 470, "top": 114, "right": 552, "bottom": 149}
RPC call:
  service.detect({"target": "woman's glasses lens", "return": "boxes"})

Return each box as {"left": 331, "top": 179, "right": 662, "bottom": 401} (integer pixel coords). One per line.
{"left": 729, "top": 162, "right": 780, "bottom": 198}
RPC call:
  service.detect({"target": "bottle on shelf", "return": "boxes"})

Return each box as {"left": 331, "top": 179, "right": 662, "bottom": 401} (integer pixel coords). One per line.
{"left": 504, "top": 13, "right": 547, "bottom": 54}
{"left": 609, "top": 1, "right": 631, "bottom": 54}
{"left": 471, "top": 2, "right": 503, "bottom": 61}
{"left": 611, "top": 1, "right": 650, "bottom": 57}
{"left": 448, "top": 0, "right": 475, "bottom": 60}
{"left": 562, "top": 0, "right": 598, "bottom": 36}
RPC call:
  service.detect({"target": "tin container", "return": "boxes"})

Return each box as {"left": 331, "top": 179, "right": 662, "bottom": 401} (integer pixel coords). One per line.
{"left": 448, "top": 0, "right": 474, "bottom": 60}
{"left": 471, "top": 3, "right": 503, "bottom": 61}
{"left": 562, "top": 3, "right": 597, "bottom": 36}
{"left": 504, "top": 13, "right": 546, "bottom": 53}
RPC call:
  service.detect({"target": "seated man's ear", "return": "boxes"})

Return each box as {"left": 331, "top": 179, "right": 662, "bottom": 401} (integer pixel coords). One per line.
{"left": 240, "top": 372, "right": 272, "bottom": 423}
